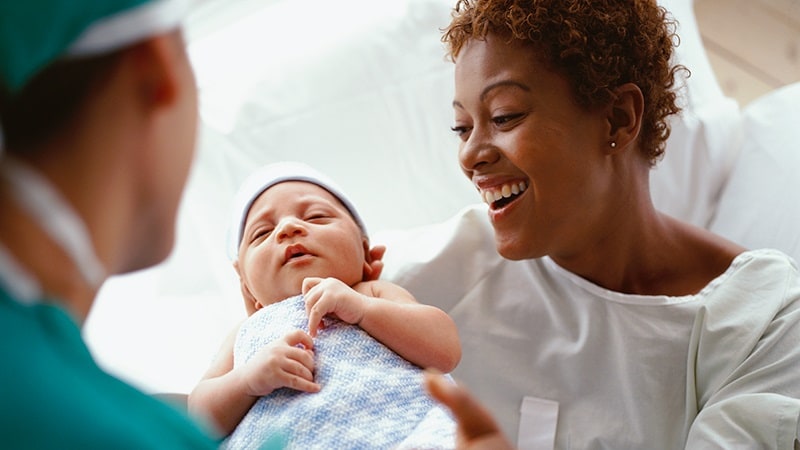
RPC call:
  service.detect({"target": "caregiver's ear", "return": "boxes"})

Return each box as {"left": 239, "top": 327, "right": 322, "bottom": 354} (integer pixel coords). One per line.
{"left": 606, "top": 83, "right": 644, "bottom": 151}
{"left": 123, "top": 31, "right": 185, "bottom": 108}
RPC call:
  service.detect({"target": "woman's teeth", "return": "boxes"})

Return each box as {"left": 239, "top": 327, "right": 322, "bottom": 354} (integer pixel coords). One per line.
{"left": 481, "top": 181, "right": 528, "bottom": 206}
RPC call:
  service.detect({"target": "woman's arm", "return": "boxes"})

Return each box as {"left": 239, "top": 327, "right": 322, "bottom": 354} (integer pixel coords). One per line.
{"left": 188, "top": 324, "right": 319, "bottom": 436}
{"left": 303, "top": 277, "right": 461, "bottom": 372}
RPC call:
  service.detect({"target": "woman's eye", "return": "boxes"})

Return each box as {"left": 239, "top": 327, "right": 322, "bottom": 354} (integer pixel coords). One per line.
{"left": 450, "top": 125, "right": 471, "bottom": 138}
{"left": 493, "top": 113, "right": 524, "bottom": 126}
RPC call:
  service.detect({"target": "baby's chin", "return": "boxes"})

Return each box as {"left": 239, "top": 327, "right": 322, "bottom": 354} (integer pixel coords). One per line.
{"left": 255, "top": 286, "right": 301, "bottom": 308}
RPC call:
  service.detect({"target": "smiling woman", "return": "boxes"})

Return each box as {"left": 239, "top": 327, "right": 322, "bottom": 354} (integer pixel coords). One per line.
{"left": 394, "top": 0, "right": 800, "bottom": 448}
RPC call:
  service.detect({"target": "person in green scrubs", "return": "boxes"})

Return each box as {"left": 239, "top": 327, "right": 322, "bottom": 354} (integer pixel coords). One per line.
{"left": 0, "top": 1, "right": 227, "bottom": 447}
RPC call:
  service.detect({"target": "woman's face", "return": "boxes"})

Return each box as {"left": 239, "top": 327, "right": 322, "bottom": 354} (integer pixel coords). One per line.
{"left": 236, "top": 181, "right": 367, "bottom": 308}
{"left": 452, "top": 35, "right": 614, "bottom": 261}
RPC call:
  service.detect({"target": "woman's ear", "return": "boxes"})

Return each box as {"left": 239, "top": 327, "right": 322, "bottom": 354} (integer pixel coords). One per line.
{"left": 233, "top": 260, "right": 261, "bottom": 315}
{"left": 606, "top": 83, "right": 644, "bottom": 153}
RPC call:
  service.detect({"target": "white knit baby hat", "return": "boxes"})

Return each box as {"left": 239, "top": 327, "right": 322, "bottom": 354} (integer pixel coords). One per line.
{"left": 227, "top": 161, "right": 368, "bottom": 260}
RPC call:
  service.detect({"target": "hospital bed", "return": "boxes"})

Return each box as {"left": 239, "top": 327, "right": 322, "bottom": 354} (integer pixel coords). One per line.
{"left": 84, "top": 0, "right": 800, "bottom": 411}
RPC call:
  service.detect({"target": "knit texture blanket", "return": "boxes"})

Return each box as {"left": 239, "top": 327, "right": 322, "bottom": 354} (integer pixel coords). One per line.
{"left": 223, "top": 295, "right": 456, "bottom": 450}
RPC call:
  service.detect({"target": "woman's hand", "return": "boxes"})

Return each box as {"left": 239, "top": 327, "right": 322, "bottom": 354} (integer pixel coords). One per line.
{"left": 425, "top": 371, "right": 516, "bottom": 450}
{"left": 302, "top": 277, "right": 368, "bottom": 336}
{"left": 241, "top": 329, "right": 319, "bottom": 396}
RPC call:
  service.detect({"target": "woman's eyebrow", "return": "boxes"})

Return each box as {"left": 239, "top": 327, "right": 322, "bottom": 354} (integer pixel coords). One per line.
{"left": 480, "top": 80, "right": 530, "bottom": 101}
{"left": 452, "top": 79, "right": 531, "bottom": 108}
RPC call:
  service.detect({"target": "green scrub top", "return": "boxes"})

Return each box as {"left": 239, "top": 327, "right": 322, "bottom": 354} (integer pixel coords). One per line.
{"left": 0, "top": 284, "right": 221, "bottom": 449}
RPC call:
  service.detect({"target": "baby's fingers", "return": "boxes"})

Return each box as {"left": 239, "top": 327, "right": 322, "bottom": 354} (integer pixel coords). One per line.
{"left": 273, "top": 356, "right": 319, "bottom": 393}
{"left": 288, "top": 375, "right": 321, "bottom": 393}
{"left": 307, "top": 311, "right": 324, "bottom": 338}
{"left": 304, "top": 296, "right": 327, "bottom": 338}
{"left": 283, "top": 329, "right": 314, "bottom": 351}
{"left": 302, "top": 284, "right": 323, "bottom": 336}
{"left": 277, "top": 338, "right": 319, "bottom": 393}
{"left": 302, "top": 277, "right": 323, "bottom": 295}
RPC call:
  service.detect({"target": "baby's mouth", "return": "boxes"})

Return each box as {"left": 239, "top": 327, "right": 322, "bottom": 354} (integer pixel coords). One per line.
{"left": 480, "top": 181, "right": 528, "bottom": 210}
{"left": 284, "top": 244, "right": 312, "bottom": 264}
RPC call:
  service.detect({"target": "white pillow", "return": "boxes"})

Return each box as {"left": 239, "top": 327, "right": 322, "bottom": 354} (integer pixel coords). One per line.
{"left": 708, "top": 82, "right": 800, "bottom": 263}
{"left": 649, "top": 0, "right": 741, "bottom": 228}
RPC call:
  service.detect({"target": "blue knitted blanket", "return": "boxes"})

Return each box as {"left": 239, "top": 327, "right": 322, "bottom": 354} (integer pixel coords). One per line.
{"left": 223, "top": 295, "right": 456, "bottom": 450}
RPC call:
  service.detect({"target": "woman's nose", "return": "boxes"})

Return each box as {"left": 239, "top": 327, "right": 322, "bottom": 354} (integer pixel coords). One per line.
{"left": 275, "top": 217, "right": 306, "bottom": 241}
{"left": 458, "top": 127, "right": 500, "bottom": 174}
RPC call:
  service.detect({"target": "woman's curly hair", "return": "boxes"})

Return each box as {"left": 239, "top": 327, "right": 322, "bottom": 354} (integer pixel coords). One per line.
{"left": 442, "top": 0, "right": 688, "bottom": 164}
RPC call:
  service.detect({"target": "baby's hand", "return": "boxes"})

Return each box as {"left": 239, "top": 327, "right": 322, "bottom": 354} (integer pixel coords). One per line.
{"left": 242, "top": 329, "right": 320, "bottom": 396}
{"left": 302, "top": 277, "right": 368, "bottom": 337}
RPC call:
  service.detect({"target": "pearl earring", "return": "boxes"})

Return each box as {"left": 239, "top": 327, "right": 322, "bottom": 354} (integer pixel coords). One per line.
{"left": 610, "top": 141, "right": 617, "bottom": 148}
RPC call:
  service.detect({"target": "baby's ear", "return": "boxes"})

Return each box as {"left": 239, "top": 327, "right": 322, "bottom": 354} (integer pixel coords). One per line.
{"left": 240, "top": 280, "right": 262, "bottom": 316}
{"left": 234, "top": 260, "right": 260, "bottom": 315}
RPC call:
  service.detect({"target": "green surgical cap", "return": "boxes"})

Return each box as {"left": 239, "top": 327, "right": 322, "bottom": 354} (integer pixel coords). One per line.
{"left": 0, "top": 0, "right": 187, "bottom": 95}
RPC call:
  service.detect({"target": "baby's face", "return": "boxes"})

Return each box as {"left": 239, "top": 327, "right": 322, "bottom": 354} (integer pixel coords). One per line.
{"left": 237, "top": 181, "right": 367, "bottom": 307}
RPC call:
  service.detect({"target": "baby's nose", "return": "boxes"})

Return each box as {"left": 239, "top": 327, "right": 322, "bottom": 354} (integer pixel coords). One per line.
{"left": 276, "top": 217, "right": 306, "bottom": 240}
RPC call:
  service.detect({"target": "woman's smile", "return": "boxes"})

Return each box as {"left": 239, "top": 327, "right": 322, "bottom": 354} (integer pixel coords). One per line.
{"left": 478, "top": 180, "right": 528, "bottom": 210}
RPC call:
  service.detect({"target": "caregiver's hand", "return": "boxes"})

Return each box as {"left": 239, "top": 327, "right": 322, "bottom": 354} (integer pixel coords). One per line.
{"left": 364, "top": 244, "right": 386, "bottom": 281}
{"left": 425, "top": 371, "right": 516, "bottom": 450}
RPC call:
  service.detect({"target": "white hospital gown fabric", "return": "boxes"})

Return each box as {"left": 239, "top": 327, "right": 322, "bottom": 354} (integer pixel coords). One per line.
{"left": 385, "top": 206, "right": 800, "bottom": 449}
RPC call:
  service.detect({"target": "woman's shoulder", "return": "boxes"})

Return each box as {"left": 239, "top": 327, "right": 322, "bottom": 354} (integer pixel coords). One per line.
{"left": 700, "top": 248, "right": 800, "bottom": 312}
{"left": 726, "top": 248, "right": 800, "bottom": 294}
{"left": 729, "top": 248, "right": 799, "bottom": 274}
